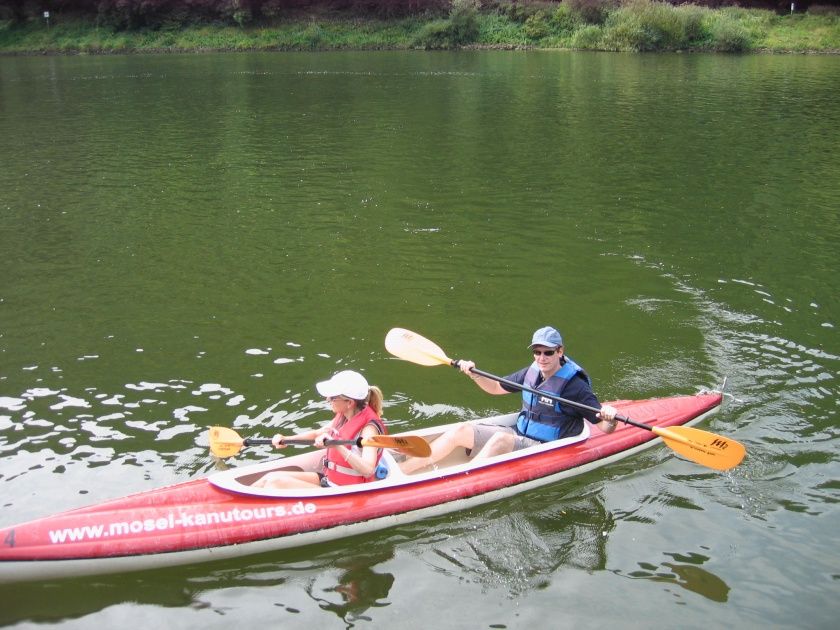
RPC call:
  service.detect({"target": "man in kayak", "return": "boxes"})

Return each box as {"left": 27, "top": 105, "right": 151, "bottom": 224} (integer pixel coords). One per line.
{"left": 253, "top": 370, "right": 387, "bottom": 488}
{"left": 400, "top": 326, "right": 618, "bottom": 474}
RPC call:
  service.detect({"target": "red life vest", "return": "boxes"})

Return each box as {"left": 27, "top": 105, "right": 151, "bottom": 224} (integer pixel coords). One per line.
{"left": 323, "top": 405, "right": 387, "bottom": 486}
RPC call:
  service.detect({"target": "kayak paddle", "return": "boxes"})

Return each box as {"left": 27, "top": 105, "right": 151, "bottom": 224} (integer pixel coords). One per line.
{"left": 209, "top": 425, "right": 431, "bottom": 459}
{"left": 384, "top": 327, "right": 746, "bottom": 471}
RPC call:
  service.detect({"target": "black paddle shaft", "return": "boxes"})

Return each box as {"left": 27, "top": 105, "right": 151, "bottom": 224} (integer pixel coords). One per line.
{"left": 242, "top": 437, "right": 362, "bottom": 448}
{"left": 451, "top": 361, "right": 643, "bottom": 429}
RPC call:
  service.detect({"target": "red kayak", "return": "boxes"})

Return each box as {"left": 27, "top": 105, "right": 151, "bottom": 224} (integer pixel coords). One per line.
{"left": 0, "top": 392, "right": 723, "bottom": 583}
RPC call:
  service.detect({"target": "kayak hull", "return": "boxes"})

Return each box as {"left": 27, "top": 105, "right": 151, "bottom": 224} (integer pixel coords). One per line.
{"left": 0, "top": 393, "right": 722, "bottom": 583}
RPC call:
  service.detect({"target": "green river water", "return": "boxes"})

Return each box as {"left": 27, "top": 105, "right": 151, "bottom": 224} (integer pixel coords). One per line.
{"left": 0, "top": 50, "right": 838, "bottom": 628}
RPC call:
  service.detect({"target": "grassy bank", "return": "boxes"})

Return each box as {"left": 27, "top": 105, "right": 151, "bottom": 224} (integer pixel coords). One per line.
{"left": 1, "top": 1, "right": 839, "bottom": 55}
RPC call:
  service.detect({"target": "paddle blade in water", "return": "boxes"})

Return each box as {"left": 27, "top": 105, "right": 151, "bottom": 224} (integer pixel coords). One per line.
{"left": 385, "top": 328, "right": 452, "bottom": 366}
{"left": 209, "top": 426, "right": 245, "bottom": 458}
{"left": 654, "top": 425, "right": 746, "bottom": 471}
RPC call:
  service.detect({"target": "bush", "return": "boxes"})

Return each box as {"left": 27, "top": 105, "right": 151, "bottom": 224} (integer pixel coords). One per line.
{"left": 475, "top": 11, "right": 527, "bottom": 44}
{"left": 413, "top": 0, "right": 478, "bottom": 48}
{"left": 567, "top": 0, "right": 615, "bottom": 26}
{"left": 490, "top": 0, "right": 556, "bottom": 24}
{"left": 571, "top": 23, "right": 603, "bottom": 48}
{"left": 524, "top": 12, "right": 551, "bottom": 40}
{"left": 708, "top": 18, "right": 751, "bottom": 51}
{"left": 601, "top": 1, "right": 715, "bottom": 51}
{"left": 303, "top": 23, "right": 325, "bottom": 48}
{"left": 602, "top": 14, "right": 657, "bottom": 50}
{"left": 449, "top": 0, "right": 480, "bottom": 42}
{"left": 551, "top": 5, "right": 584, "bottom": 35}
{"left": 679, "top": 4, "right": 708, "bottom": 44}
{"left": 413, "top": 18, "right": 451, "bottom": 47}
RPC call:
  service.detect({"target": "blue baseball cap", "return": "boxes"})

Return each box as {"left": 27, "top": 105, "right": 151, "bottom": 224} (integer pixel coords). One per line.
{"left": 528, "top": 326, "right": 563, "bottom": 349}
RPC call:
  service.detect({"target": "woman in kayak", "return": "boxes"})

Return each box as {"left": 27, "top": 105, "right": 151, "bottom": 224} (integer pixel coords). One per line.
{"left": 400, "top": 326, "right": 618, "bottom": 474}
{"left": 252, "top": 370, "right": 386, "bottom": 489}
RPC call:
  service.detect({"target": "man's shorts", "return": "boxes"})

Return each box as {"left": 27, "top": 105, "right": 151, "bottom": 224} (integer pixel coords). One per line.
{"left": 469, "top": 423, "right": 542, "bottom": 455}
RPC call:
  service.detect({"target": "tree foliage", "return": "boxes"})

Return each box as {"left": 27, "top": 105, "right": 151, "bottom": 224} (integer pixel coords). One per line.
{"left": 0, "top": 1, "right": 454, "bottom": 27}
{"left": 1, "top": 1, "right": 834, "bottom": 28}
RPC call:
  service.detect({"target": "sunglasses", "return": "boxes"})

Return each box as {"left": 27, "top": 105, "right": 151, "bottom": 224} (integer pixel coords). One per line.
{"left": 532, "top": 349, "right": 558, "bottom": 357}
{"left": 326, "top": 395, "right": 351, "bottom": 402}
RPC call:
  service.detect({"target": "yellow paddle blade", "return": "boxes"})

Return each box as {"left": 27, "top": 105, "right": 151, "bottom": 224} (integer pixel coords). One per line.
{"left": 364, "top": 434, "right": 431, "bottom": 458}
{"left": 209, "top": 426, "right": 245, "bottom": 458}
{"left": 385, "top": 328, "right": 453, "bottom": 367}
{"left": 653, "top": 425, "right": 746, "bottom": 471}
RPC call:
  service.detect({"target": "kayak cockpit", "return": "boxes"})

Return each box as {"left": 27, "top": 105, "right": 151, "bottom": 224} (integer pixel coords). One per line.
{"left": 208, "top": 443, "right": 424, "bottom": 499}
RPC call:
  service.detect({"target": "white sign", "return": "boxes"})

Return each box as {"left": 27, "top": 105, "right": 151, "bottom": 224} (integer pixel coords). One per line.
{"left": 44, "top": 11, "right": 50, "bottom": 18}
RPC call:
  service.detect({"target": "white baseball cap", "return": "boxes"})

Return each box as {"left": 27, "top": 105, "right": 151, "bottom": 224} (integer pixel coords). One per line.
{"left": 316, "top": 370, "right": 369, "bottom": 400}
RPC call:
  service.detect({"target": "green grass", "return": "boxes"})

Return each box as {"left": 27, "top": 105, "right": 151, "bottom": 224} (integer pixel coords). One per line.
{"left": 758, "top": 12, "right": 840, "bottom": 52}
{"left": 1, "top": 3, "right": 839, "bottom": 55}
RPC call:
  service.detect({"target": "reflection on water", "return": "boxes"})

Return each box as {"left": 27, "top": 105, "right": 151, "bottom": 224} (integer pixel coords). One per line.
{"left": 0, "top": 544, "right": 393, "bottom": 626}
{"left": 0, "top": 566, "right": 262, "bottom": 625}
{"left": 413, "top": 489, "right": 614, "bottom": 596}
{"left": 305, "top": 550, "right": 395, "bottom": 627}
{"left": 622, "top": 551, "right": 730, "bottom": 603}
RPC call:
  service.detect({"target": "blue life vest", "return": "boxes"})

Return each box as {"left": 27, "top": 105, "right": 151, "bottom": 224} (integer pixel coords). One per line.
{"left": 516, "top": 357, "right": 591, "bottom": 442}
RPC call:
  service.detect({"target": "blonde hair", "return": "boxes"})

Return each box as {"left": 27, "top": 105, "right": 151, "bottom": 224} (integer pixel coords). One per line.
{"left": 353, "top": 385, "right": 383, "bottom": 417}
